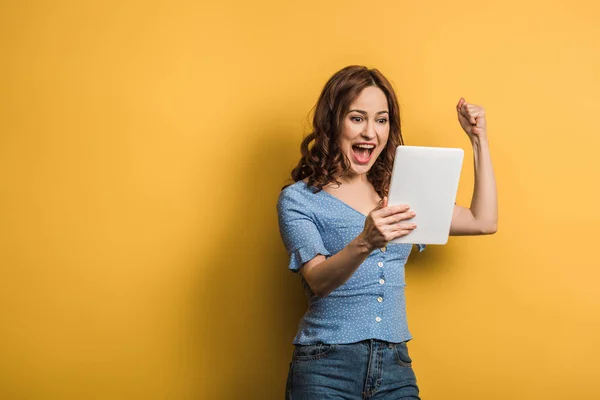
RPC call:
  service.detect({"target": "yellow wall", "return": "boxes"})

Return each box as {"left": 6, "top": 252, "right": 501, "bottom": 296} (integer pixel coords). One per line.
{"left": 1, "top": 1, "right": 599, "bottom": 399}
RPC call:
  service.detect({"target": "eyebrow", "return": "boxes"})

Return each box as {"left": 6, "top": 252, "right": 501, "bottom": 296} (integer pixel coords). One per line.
{"left": 348, "top": 109, "right": 389, "bottom": 116}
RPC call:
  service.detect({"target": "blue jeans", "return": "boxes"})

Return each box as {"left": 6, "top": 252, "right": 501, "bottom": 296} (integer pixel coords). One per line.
{"left": 286, "top": 340, "right": 420, "bottom": 399}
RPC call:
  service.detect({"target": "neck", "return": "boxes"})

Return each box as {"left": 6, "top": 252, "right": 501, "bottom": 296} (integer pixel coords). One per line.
{"left": 336, "top": 171, "right": 370, "bottom": 186}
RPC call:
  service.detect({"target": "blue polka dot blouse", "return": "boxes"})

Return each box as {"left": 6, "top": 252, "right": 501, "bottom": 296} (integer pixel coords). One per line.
{"left": 277, "top": 180, "right": 426, "bottom": 345}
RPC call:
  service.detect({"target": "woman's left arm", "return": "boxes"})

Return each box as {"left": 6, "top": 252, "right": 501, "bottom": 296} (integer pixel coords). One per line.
{"left": 450, "top": 98, "right": 498, "bottom": 236}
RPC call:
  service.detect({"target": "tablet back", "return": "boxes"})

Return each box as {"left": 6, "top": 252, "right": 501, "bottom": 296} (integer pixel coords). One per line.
{"left": 388, "top": 146, "right": 464, "bottom": 245}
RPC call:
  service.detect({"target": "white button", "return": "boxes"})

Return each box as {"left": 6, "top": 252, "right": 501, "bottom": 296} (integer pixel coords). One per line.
{"left": 379, "top": 279, "right": 385, "bottom": 285}
{"left": 376, "top": 317, "right": 382, "bottom": 322}
{"left": 377, "top": 262, "right": 384, "bottom": 267}
{"left": 377, "top": 297, "right": 383, "bottom": 303}
{"left": 380, "top": 247, "right": 387, "bottom": 252}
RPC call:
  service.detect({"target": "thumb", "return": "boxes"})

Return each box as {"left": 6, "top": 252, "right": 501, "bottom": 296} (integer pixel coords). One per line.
{"left": 376, "top": 196, "right": 388, "bottom": 209}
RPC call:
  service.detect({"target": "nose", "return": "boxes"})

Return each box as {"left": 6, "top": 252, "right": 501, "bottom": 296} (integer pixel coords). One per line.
{"left": 361, "top": 120, "right": 377, "bottom": 139}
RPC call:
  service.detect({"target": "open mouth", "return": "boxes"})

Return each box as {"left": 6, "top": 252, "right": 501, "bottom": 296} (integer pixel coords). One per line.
{"left": 352, "top": 143, "right": 376, "bottom": 164}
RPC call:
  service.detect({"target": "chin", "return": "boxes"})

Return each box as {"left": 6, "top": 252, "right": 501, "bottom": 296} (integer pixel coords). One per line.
{"left": 349, "top": 163, "right": 373, "bottom": 176}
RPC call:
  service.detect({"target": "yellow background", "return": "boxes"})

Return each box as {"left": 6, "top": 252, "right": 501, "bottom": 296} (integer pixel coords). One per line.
{"left": 1, "top": 0, "right": 599, "bottom": 399}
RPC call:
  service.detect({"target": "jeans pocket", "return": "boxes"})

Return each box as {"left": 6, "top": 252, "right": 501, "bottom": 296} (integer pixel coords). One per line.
{"left": 293, "top": 343, "right": 335, "bottom": 362}
{"left": 394, "top": 341, "right": 413, "bottom": 367}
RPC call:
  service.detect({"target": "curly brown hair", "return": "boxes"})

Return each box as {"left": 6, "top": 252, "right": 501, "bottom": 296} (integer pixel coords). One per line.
{"left": 287, "top": 65, "right": 404, "bottom": 198}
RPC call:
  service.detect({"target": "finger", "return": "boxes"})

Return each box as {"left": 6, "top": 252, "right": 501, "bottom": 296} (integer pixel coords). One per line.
{"left": 370, "top": 197, "right": 392, "bottom": 220}
{"left": 380, "top": 209, "right": 416, "bottom": 225}
{"left": 374, "top": 196, "right": 387, "bottom": 210}
{"left": 392, "top": 222, "right": 417, "bottom": 232}
{"left": 461, "top": 104, "right": 476, "bottom": 125}
{"left": 456, "top": 98, "right": 465, "bottom": 110}
{"left": 472, "top": 108, "right": 485, "bottom": 122}
{"left": 397, "top": 229, "right": 414, "bottom": 238}
{"left": 467, "top": 105, "right": 484, "bottom": 117}
{"left": 466, "top": 105, "right": 485, "bottom": 119}
{"left": 376, "top": 203, "right": 411, "bottom": 218}
{"left": 388, "top": 225, "right": 416, "bottom": 240}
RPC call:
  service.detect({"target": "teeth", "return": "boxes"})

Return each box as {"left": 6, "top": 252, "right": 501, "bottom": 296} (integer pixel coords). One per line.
{"left": 355, "top": 144, "right": 375, "bottom": 149}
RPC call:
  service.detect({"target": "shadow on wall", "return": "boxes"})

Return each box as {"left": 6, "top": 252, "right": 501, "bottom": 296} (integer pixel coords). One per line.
{"left": 193, "top": 121, "right": 307, "bottom": 399}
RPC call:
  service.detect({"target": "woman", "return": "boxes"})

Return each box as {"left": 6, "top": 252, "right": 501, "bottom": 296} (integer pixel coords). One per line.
{"left": 277, "top": 65, "right": 497, "bottom": 399}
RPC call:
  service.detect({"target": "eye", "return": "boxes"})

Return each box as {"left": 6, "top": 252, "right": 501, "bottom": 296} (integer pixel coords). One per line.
{"left": 351, "top": 116, "right": 363, "bottom": 122}
{"left": 377, "top": 118, "right": 388, "bottom": 124}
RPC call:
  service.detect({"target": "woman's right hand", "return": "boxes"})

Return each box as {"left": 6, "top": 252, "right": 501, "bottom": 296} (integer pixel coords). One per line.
{"left": 360, "top": 196, "right": 416, "bottom": 251}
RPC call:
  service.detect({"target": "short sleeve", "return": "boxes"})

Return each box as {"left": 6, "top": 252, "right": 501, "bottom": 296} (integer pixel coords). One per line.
{"left": 277, "top": 188, "right": 330, "bottom": 272}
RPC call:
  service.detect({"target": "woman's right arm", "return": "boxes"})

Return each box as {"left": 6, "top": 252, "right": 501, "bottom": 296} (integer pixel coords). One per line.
{"left": 300, "top": 198, "right": 416, "bottom": 298}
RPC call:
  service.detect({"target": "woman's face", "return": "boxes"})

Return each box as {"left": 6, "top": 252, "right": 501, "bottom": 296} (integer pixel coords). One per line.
{"left": 339, "top": 86, "right": 390, "bottom": 177}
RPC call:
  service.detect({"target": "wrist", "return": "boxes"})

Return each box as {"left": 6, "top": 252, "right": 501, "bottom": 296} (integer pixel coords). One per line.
{"left": 354, "top": 233, "right": 375, "bottom": 254}
{"left": 470, "top": 135, "right": 489, "bottom": 150}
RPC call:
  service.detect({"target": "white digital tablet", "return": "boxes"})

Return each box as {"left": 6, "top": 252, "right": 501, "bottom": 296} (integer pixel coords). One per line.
{"left": 388, "top": 145, "right": 464, "bottom": 245}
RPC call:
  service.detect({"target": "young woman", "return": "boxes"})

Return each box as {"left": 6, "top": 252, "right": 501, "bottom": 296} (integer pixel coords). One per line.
{"left": 277, "top": 65, "right": 497, "bottom": 399}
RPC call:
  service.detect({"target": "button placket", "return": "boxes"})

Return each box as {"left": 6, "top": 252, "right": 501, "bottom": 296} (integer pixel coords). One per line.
{"left": 376, "top": 248, "right": 386, "bottom": 325}
{"left": 378, "top": 248, "right": 386, "bottom": 285}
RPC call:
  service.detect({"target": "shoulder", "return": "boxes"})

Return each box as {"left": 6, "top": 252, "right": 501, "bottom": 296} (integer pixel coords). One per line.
{"left": 277, "top": 181, "right": 319, "bottom": 213}
{"left": 279, "top": 180, "right": 312, "bottom": 202}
